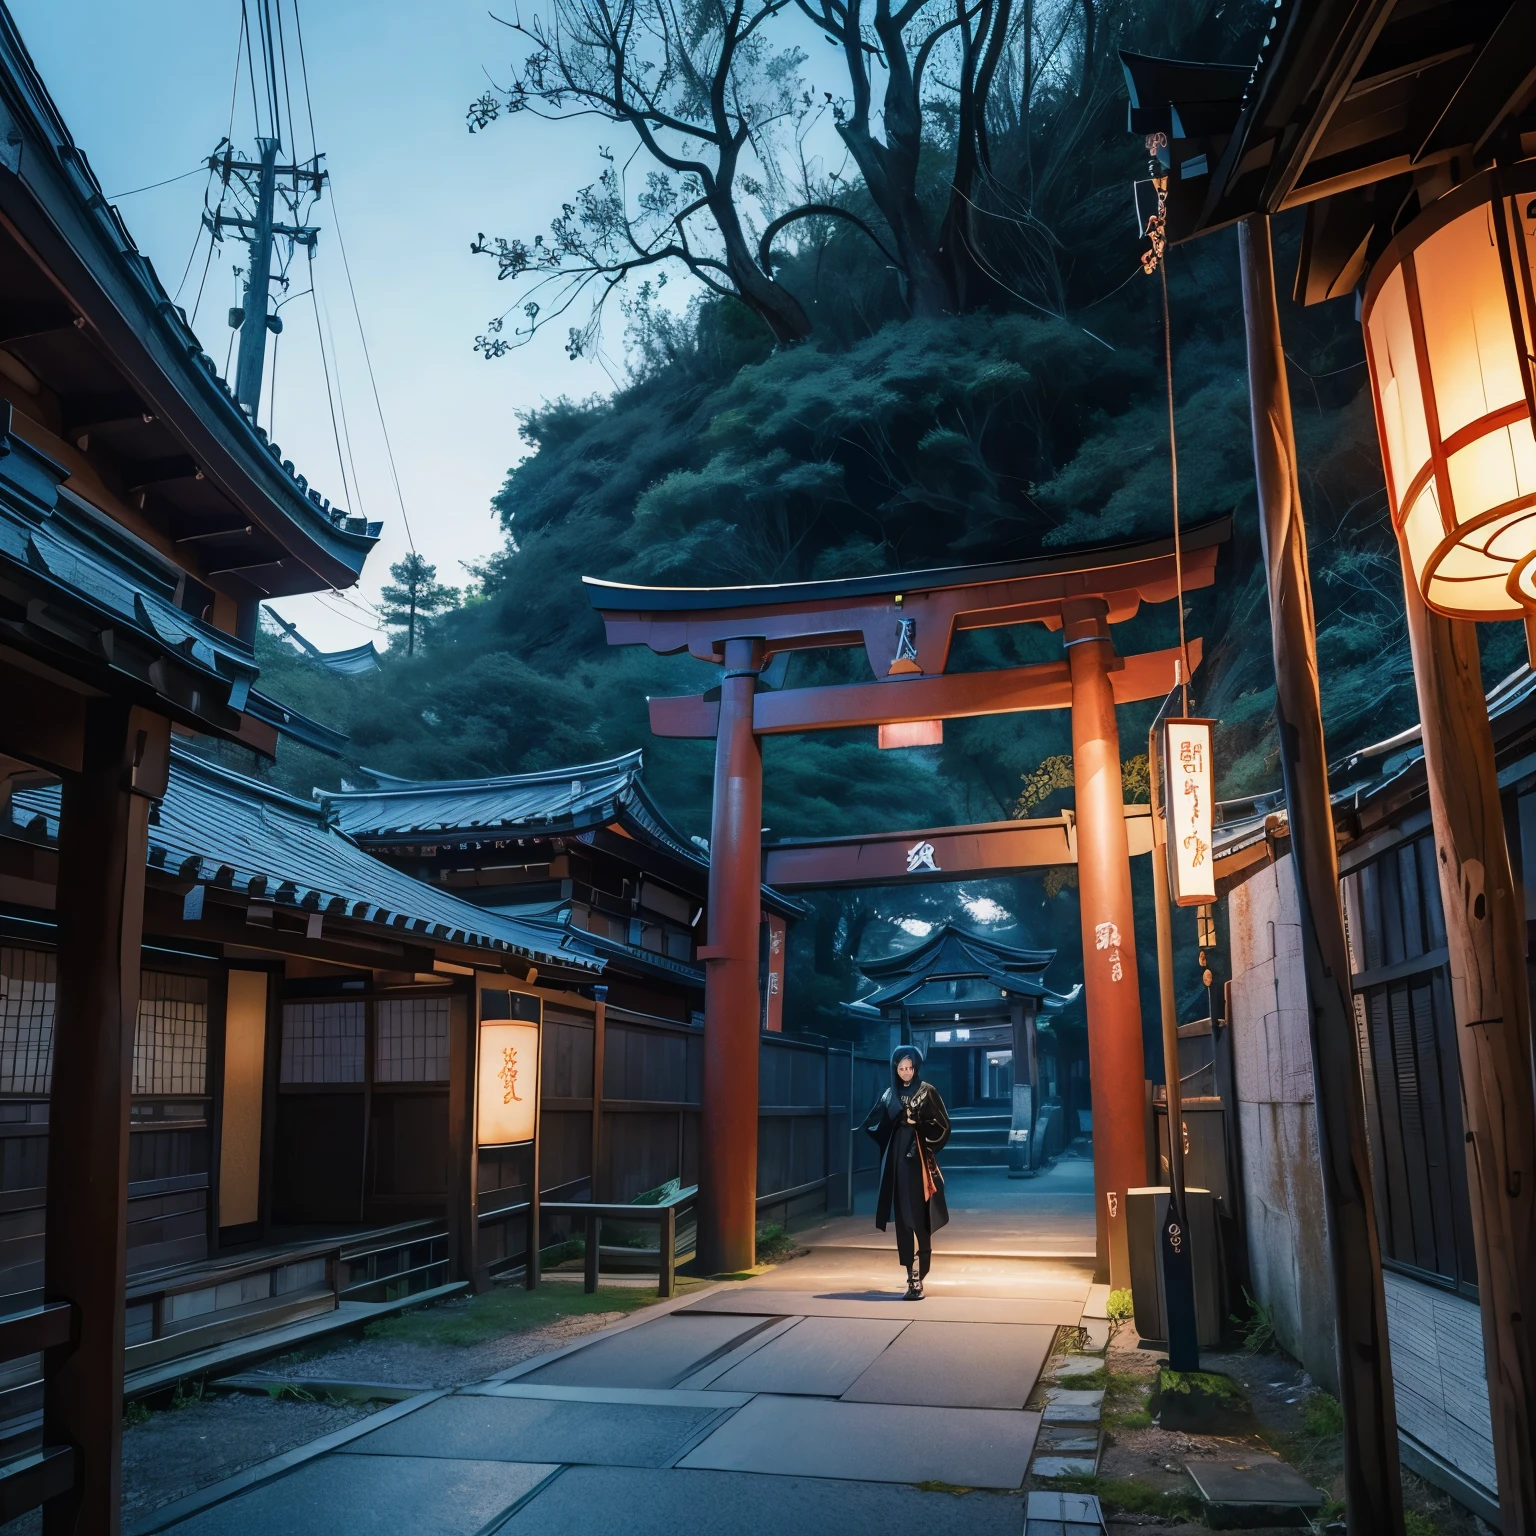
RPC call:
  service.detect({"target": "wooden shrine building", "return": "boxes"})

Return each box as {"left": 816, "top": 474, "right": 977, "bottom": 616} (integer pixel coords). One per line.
{"left": 323, "top": 751, "right": 804, "bottom": 1033}
{"left": 586, "top": 516, "right": 1229, "bottom": 1279}
{"left": 841, "top": 924, "right": 1081, "bottom": 1176}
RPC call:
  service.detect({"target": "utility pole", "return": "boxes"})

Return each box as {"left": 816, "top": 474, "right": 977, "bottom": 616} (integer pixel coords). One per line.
{"left": 205, "top": 140, "right": 326, "bottom": 418}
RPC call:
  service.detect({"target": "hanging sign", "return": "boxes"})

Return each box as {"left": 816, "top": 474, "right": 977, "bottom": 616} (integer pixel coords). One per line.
{"left": 1162, "top": 718, "right": 1216, "bottom": 906}
{"left": 478, "top": 989, "right": 541, "bottom": 1145}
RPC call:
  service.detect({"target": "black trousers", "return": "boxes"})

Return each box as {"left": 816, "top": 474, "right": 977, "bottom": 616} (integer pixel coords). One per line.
{"left": 895, "top": 1220, "right": 931, "bottom": 1276}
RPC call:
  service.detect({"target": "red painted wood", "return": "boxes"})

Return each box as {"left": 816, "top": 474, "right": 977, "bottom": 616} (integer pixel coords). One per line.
{"left": 1065, "top": 603, "right": 1147, "bottom": 1287}
{"left": 698, "top": 637, "right": 765, "bottom": 1274}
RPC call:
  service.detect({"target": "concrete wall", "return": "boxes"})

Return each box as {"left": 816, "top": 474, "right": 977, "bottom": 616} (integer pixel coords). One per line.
{"left": 1227, "top": 854, "right": 1339, "bottom": 1391}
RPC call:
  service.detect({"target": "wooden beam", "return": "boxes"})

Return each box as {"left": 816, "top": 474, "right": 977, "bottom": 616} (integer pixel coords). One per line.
{"left": 1239, "top": 215, "right": 1403, "bottom": 1536}
{"left": 446, "top": 985, "right": 481, "bottom": 1291}
{"left": 45, "top": 700, "right": 169, "bottom": 1536}
{"left": 1398, "top": 578, "right": 1536, "bottom": 1533}
{"left": 651, "top": 641, "right": 1201, "bottom": 739}
{"left": 763, "top": 806, "right": 1153, "bottom": 887}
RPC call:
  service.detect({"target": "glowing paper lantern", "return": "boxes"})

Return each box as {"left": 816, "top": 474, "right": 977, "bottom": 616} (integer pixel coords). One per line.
{"left": 1162, "top": 719, "right": 1215, "bottom": 906}
{"left": 1361, "top": 167, "right": 1536, "bottom": 620}
{"left": 478, "top": 988, "right": 542, "bottom": 1145}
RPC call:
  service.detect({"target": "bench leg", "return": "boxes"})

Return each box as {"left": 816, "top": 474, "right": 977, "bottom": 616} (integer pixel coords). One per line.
{"left": 659, "top": 1207, "right": 675, "bottom": 1299}
{"left": 584, "top": 1213, "right": 599, "bottom": 1294}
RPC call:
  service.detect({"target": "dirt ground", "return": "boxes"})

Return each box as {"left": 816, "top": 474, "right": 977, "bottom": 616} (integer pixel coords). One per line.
{"left": 1088, "top": 1326, "right": 1491, "bottom": 1536}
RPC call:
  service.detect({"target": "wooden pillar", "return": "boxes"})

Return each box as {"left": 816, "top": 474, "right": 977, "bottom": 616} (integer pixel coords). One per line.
{"left": 590, "top": 987, "right": 607, "bottom": 1202}
{"left": 446, "top": 984, "right": 480, "bottom": 1290}
{"left": 45, "top": 702, "right": 168, "bottom": 1536}
{"left": 1008, "top": 997, "right": 1038, "bottom": 1177}
{"left": 1239, "top": 214, "right": 1402, "bottom": 1536}
{"left": 697, "top": 636, "right": 764, "bottom": 1274}
{"left": 1399, "top": 578, "right": 1536, "bottom": 1533}
{"left": 1066, "top": 599, "right": 1145, "bottom": 1286}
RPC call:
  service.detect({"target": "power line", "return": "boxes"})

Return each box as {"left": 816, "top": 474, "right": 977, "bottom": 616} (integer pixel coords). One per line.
{"left": 317, "top": 271, "right": 368, "bottom": 519}
{"left": 274, "top": 0, "right": 298, "bottom": 165}
{"left": 240, "top": 1, "right": 262, "bottom": 139}
{"left": 108, "top": 165, "right": 208, "bottom": 200}
{"left": 328, "top": 193, "right": 416, "bottom": 553}
{"left": 307, "top": 248, "right": 355, "bottom": 512}
{"left": 292, "top": 0, "right": 320, "bottom": 167}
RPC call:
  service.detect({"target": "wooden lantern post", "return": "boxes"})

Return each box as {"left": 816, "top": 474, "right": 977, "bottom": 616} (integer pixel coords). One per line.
{"left": 1239, "top": 214, "right": 1403, "bottom": 1536}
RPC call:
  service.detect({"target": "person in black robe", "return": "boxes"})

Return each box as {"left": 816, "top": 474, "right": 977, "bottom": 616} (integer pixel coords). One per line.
{"left": 861, "top": 1045, "right": 951, "bottom": 1299}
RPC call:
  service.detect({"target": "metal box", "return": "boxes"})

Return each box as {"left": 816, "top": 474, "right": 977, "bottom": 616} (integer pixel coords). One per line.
{"left": 1126, "top": 1186, "right": 1223, "bottom": 1348}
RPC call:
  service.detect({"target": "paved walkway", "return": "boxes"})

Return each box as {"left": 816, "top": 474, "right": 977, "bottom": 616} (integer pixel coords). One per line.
{"left": 138, "top": 1160, "right": 1098, "bottom": 1536}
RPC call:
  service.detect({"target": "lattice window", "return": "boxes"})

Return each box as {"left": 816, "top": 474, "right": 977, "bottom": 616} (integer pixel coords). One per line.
{"left": 134, "top": 973, "right": 209, "bottom": 1096}
{"left": 0, "top": 947, "right": 55, "bottom": 1095}
{"left": 375, "top": 997, "right": 450, "bottom": 1083}
{"left": 281, "top": 1001, "right": 365, "bottom": 1084}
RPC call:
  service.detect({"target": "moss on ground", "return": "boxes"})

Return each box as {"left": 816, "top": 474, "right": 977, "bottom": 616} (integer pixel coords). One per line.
{"left": 363, "top": 1283, "right": 688, "bottom": 1348}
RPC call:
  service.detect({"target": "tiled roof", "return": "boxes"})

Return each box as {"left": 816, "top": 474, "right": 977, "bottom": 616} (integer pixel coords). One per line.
{"left": 8, "top": 748, "right": 602, "bottom": 971}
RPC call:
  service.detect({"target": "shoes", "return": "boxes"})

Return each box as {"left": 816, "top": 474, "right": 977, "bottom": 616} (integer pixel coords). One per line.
{"left": 903, "top": 1262, "right": 925, "bottom": 1301}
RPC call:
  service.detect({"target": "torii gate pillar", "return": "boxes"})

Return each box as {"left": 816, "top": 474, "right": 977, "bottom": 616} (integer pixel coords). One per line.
{"left": 698, "top": 636, "right": 765, "bottom": 1274}
{"left": 1066, "top": 599, "right": 1146, "bottom": 1285}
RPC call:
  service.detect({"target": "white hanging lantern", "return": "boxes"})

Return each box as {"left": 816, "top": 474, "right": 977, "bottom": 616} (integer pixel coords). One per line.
{"left": 1162, "top": 718, "right": 1216, "bottom": 906}
{"left": 1361, "top": 165, "right": 1536, "bottom": 620}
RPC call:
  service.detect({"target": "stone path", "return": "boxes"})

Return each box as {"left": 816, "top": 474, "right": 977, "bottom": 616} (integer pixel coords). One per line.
{"left": 136, "top": 1168, "right": 1097, "bottom": 1535}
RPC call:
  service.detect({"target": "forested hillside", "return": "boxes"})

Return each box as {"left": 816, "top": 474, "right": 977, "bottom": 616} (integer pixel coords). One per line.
{"left": 239, "top": 0, "right": 1526, "bottom": 1036}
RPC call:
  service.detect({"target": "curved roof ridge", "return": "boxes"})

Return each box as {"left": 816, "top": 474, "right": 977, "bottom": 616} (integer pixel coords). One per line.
{"left": 855, "top": 920, "right": 1057, "bottom": 977}
{"left": 330, "top": 749, "right": 646, "bottom": 802}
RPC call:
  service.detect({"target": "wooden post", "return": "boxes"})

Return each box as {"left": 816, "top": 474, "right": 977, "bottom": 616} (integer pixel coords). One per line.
{"left": 698, "top": 635, "right": 765, "bottom": 1274}
{"left": 1008, "top": 997, "right": 1037, "bottom": 1177}
{"left": 45, "top": 701, "right": 168, "bottom": 1536}
{"left": 591, "top": 988, "right": 607, "bottom": 1202}
{"left": 446, "top": 984, "right": 480, "bottom": 1290}
{"left": 1239, "top": 214, "right": 1402, "bottom": 1536}
{"left": 1398, "top": 577, "right": 1536, "bottom": 1533}
{"left": 1066, "top": 599, "right": 1146, "bottom": 1286}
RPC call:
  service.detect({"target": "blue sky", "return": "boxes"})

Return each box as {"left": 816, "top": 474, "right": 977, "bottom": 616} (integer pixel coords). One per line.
{"left": 10, "top": 0, "right": 616, "bottom": 647}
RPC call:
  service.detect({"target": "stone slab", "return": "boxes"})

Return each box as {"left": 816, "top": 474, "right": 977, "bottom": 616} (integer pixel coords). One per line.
{"left": 1045, "top": 1356, "right": 1103, "bottom": 1379}
{"left": 1081, "top": 1320, "right": 1110, "bottom": 1351}
{"left": 520, "top": 1312, "right": 778, "bottom": 1389}
{"left": 682, "top": 1290, "right": 1081, "bottom": 1325}
{"left": 462, "top": 1382, "right": 752, "bottom": 1409}
{"left": 159, "top": 1455, "right": 557, "bottom": 1536}
{"left": 1083, "top": 1285, "right": 1111, "bottom": 1319}
{"left": 841, "top": 1321, "right": 1054, "bottom": 1409}
{"left": 1030, "top": 1457, "right": 1098, "bottom": 1478}
{"left": 707, "top": 1317, "right": 909, "bottom": 1397}
{"left": 496, "top": 1466, "right": 1029, "bottom": 1535}
{"left": 677, "top": 1393, "right": 1040, "bottom": 1489}
{"left": 338, "top": 1392, "right": 724, "bottom": 1468}
{"left": 1185, "top": 1456, "right": 1325, "bottom": 1508}
{"left": 1042, "top": 1387, "right": 1103, "bottom": 1424}
{"left": 1035, "top": 1430, "right": 1099, "bottom": 1452}
{"left": 1028, "top": 1491, "right": 1105, "bottom": 1525}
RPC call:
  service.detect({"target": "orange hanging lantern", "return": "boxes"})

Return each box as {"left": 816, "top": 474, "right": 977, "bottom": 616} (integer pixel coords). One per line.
{"left": 1361, "top": 165, "right": 1536, "bottom": 623}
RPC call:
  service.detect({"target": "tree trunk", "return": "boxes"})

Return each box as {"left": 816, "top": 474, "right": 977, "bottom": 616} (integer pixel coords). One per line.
{"left": 711, "top": 188, "right": 814, "bottom": 343}
{"left": 1239, "top": 215, "right": 1403, "bottom": 1536}
{"left": 1398, "top": 579, "right": 1536, "bottom": 1535}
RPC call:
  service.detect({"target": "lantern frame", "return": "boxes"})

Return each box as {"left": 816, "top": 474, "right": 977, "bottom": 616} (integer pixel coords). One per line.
{"left": 1361, "top": 162, "right": 1536, "bottom": 623}
{"left": 1160, "top": 717, "right": 1217, "bottom": 907}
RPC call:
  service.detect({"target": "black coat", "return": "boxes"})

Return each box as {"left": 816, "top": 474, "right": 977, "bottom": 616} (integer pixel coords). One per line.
{"left": 862, "top": 1081, "right": 951, "bottom": 1234}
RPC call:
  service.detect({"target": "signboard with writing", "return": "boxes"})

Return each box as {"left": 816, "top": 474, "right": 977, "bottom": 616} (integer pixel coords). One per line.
{"left": 1162, "top": 718, "right": 1216, "bottom": 906}
{"left": 478, "top": 988, "right": 542, "bottom": 1145}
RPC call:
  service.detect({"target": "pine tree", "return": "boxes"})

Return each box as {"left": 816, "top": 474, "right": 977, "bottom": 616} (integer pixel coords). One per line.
{"left": 379, "top": 553, "right": 459, "bottom": 656}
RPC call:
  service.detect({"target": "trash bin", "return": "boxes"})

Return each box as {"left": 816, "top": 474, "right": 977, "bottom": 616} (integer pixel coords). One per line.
{"left": 1126, "top": 1186, "right": 1223, "bottom": 1348}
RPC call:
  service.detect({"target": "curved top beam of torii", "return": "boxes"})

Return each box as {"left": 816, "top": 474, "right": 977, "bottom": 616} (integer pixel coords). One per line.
{"left": 583, "top": 516, "right": 1229, "bottom": 738}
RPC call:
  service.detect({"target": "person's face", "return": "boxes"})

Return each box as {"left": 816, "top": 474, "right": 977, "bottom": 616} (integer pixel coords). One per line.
{"left": 897, "top": 1056, "right": 916, "bottom": 1084}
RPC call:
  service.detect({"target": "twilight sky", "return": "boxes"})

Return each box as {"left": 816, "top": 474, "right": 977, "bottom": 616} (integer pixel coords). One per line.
{"left": 9, "top": 0, "right": 617, "bottom": 648}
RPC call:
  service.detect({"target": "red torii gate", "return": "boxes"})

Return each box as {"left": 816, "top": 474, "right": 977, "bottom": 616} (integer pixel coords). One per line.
{"left": 585, "top": 517, "right": 1228, "bottom": 1280}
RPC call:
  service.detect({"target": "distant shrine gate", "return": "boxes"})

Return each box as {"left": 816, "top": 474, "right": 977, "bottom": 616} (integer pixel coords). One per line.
{"left": 585, "top": 518, "right": 1229, "bottom": 1280}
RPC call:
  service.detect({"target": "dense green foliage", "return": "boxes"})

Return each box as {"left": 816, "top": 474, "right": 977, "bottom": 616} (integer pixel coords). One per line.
{"left": 235, "top": 0, "right": 1528, "bottom": 1041}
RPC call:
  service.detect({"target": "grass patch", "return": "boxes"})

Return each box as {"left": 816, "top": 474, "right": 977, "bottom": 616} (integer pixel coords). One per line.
{"left": 914, "top": 1480, "right": 976, "bottom": 1495}
{"left": 1049, "top": 1365, "right": 1108, "bottom": 1392}
{"left": 123, "top": 1400, "right": 151, "bottom": 1428}
{"left": 1102, "top": 1366, "right": 1154, "bottom": 1428}
{"left": 1231, "top": 1286, "right": 1277, "bottom": 1354}
{"left": 1301, "top": 1391, "right": 1344, "bottom": 1436}
{"left": 1160, "top": 1369, "right": 1245, "bottom": 1400}
{"left": 364, "top": 1283, "right": 664, "bottom": 1348}
{"left": 168, "top": 1379, "right": 205, "bottom": 1411}
{"left": 1403, "top": 1512, "right": 1439, "bottom": 1536}
{"left": 1042, "top": 1474, "right": 1203, "bottom": 1522}
{"left": 755, "top": 1223, "right": 795, "bottom": 1265}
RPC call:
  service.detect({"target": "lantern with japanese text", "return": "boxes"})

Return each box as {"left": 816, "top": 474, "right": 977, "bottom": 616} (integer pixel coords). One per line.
{"left": 1162, "top": 718, "right": 1216, "bottom": 906}
{"left": 477, "top": 989, "right": 541, "bottom": 1145}
{"left": 1362, "top": 166, "right": 1536, "bottom": 622}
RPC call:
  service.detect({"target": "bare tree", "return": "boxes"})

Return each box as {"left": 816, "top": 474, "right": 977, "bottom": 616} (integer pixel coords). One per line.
{"left": 468, "top": 0, "right": 894, "bottom": 349}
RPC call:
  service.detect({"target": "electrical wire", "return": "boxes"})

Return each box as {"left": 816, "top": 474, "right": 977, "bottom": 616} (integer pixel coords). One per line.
{"left": 1160, "top": 256, "right": 1188, "bottom": 717}
{"left": 108, "top": 166, "right": 209, "bottom": 200}
{"left": 274, "top": 0, "right": 298, "bottom": 166}
{"left": 307, "top": 249, "right": 355, "bottom": 512}
{"left": 328, "top": 193, "right": 417, "bottom": 553}
{"left": 292, "top": 0, "right": 320, "bottom": 169}
{"left": 241, "top": 1, "right": 262, "bottom": 139}
{"left": 317, "top": 274, "right": 368, "bottom": 518}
